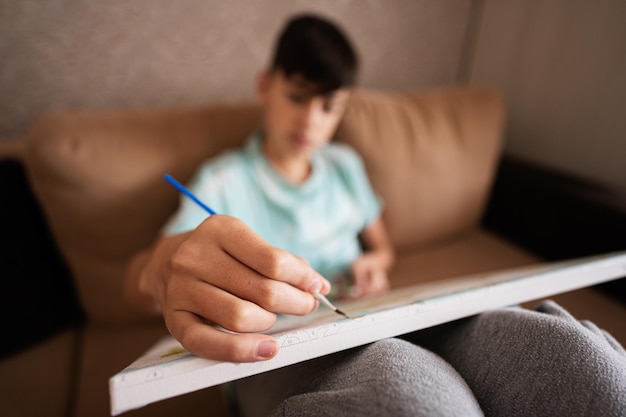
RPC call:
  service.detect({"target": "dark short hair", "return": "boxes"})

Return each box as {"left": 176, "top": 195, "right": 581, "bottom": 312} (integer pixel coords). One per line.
{"left": 270, "top": 14, "right": 359, "bottom": 93}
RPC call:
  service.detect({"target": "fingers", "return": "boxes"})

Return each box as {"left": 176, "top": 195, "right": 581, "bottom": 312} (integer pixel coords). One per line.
{"left": 167, "top": 310, "right": 279, "bottom": 362}
{"left": 157, "top": 215, "right": 339, "bottom": 362}
{"left": 205, "top": 216, "right": 330, "bottom": 294}
{"left": 166, "top": 276, "right": 278, "bottom": 333}
{"left": 366, "top": 269, "right": 390, "bottom": 295}
{"left": 351, "top": 262, "right": 390, "bottom": 298}
{"left": 163, "top": 275, "right": 282, "bottom": 362}
{"left": 180, "top": 244, "right": 320, "bottom": 316}
{"left": 172, "top": 216, "right": 329, "bottom": 316}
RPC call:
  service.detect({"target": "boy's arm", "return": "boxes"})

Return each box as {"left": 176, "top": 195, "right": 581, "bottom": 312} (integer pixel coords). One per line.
{"left": 351, "top": 216, "right": 396, "bottom": 297}
{"left": 123, "top": 215, "right": 330, "bottom": 362}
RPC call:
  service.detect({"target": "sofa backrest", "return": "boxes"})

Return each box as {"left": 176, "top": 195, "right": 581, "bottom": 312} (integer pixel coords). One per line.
{"left": 336, "top": 87, "right": 504, "bottom": 250}
{"left": 20, "top": 86, "right": 504, "bottom": 324}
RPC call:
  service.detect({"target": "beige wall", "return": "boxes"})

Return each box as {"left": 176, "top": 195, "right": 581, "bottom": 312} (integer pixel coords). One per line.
{"left": 470, "top": 0, "right": 626, "bottom": 191}
{"left": 6, "top": 1, "right": 622, "bottom": 191}
{"left": 0, "top": 0, "right": 474, "bottom": 138}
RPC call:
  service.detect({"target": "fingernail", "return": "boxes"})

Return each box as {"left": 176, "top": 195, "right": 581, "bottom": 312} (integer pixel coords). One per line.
{"left": 307, "top": 279, "right": 322, "bottom": 293}
{"left": 257, "top": 340, "right": 277, "bottom": 359}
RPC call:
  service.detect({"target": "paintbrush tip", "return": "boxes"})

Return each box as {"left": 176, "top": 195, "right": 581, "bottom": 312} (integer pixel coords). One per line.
{"left": 336, "top": 309, "right": 350, "bottom": 319}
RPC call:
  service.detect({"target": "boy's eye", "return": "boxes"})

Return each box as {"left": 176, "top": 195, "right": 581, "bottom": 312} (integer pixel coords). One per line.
{"left": 286, "top": 91, "right": 342, "bottom": 114}
{"left": 324, "top": 96, "right": 346, "bottom": 113}
{"left": 288, "top": 93, "right": 307, "bottom": 104}
{"left": 322, "top": 100, "right": 337, "bottom": 113}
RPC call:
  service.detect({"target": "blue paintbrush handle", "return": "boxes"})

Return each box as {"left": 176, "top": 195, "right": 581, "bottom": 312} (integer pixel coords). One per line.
{"left": 164, "top": 173, "right": 217, "bottom": 215}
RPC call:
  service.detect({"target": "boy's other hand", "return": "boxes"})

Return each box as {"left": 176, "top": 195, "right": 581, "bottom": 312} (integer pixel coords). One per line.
{"left": 349, "top": 253, "right": 391, "bottom": 298}
{"left": 127, "top": 215, "right": 330, "bottom": 362}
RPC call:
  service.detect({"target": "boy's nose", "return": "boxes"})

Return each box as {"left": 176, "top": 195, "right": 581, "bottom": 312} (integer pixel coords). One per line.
{"left": 300, "top": 101, "right": 323, "bottom": 129}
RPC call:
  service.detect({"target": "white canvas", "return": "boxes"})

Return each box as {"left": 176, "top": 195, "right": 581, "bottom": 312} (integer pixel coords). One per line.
{"left": 110, "top": 251, "right": 626, "bottom": 415}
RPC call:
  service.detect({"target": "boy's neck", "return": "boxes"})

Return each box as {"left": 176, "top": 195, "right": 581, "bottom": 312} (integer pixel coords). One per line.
{"left": 261, "top": 137, "right": 312, "bottom": 185}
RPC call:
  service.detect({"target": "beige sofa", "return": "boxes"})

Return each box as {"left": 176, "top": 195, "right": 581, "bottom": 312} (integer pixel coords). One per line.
{"left": 1, "top": 85, "right": 625, "bottom": 417}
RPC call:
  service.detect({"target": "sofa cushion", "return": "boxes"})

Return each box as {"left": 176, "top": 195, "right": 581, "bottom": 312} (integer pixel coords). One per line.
{"left": 336, "top": 86, "right": 505, "bottom": 251}
{"left": 74, "top": 322, "right": 232, "bottom": 417}
{"left": 23, "top": 105, "right": 261, "bottom": 323}
{"left": 0, "top": 329, "right": 78, "bottom": 417}
{"left": 21, "top": 86, "right": 504, "bottom": 324}
{"left": 389, "top": 229, "right": 538, "bottom": 289}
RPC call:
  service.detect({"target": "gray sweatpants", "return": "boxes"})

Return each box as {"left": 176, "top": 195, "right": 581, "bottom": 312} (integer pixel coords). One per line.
{"left": 234, "top": 301, "right": 626, "bottom": 417}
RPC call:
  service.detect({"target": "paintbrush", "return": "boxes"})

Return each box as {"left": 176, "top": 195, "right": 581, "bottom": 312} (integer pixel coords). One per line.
{"left": 313, "top": 292, "right": 350, "bottom": 319}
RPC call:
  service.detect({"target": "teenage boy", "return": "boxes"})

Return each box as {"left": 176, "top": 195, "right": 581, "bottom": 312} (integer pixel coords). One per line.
{"left": 164, "top": 14, "right": 394, "bottom": 301}
{"left": 125, "top": 13, "right": 394, "bottom": 362}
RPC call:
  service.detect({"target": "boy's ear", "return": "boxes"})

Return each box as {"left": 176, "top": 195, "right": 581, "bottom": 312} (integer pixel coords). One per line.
{"left": 256, "top": 71, "right": 271, "bottom": 103}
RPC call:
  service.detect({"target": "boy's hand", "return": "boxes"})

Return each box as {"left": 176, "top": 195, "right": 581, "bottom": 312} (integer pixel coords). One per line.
{"left": 125, "top": 215, "right": 330, "bottom": 362}
{"left": 350, "top": 216, "right": 395, "bottom": 299}
{"left": 349, "top": 253, "right": 391, "bottom": 298}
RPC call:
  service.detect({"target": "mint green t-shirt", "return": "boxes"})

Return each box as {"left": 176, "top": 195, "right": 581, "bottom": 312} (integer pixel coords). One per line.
{"left": 164, "top": 133, "right": 382, "bottom": 284}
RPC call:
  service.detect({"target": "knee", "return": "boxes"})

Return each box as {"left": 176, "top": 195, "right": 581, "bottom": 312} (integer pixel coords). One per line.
{"left": 446, "top": 304, "right": 626, "bottom": 416}
{"left": 312, "top": 338, "right": 483, "bottom": 417}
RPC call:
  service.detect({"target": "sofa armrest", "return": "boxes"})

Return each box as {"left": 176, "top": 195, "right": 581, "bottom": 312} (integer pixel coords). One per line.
{"left": 0, "top": 139, "right": 26, "bottom": 159}
{"left": 482, "top": 155, "right": 626, "bottom": 302}
{"left": 0, "top": 159, "right": 84, "bottom": 358}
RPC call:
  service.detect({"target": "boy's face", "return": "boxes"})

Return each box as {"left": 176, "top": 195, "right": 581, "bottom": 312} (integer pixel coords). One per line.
{"left": 258, "top": 70, "right": 351, "bottom": 160}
